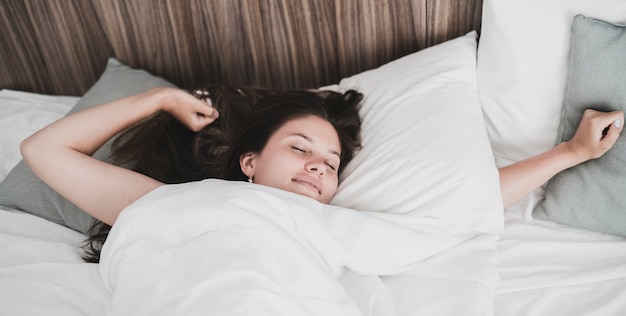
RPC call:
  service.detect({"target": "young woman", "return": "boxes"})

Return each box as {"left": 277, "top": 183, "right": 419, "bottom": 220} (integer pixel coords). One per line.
{"left": 21, "top": 87, "right": 623, "bottom": 262}
{"left": 21, "top": 87, "right": 363, "bottom": 261}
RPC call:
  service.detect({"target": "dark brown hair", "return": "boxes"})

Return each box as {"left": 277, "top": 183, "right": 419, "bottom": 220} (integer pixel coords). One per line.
{"left": 225, "top": 89, "right": 363, "bottom": 181}
{"left": 82, "top": 86, "right": 363, "bottom": 263}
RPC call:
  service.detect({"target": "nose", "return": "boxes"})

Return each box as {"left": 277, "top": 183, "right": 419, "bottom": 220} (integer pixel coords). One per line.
{"left": 306, "top": 159, "right": 326, "bottom": 175}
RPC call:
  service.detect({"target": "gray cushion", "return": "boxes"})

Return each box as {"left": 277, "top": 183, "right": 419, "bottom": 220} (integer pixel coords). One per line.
{"left": 0, "top": 58, "right": 175, "bottom": 234}
{"left": 532, "top": 14, "right": 626, "bottom": 236}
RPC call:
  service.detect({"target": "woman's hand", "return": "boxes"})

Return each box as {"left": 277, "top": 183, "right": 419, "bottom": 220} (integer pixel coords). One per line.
{"left": 158, "top": 88, "right": 220, "bottom": 132}
{"left": 498, "top": 109, "right": 623, "bottom": 209}
{"left": 565, "top": 109, "right": 624, "bottom": 163}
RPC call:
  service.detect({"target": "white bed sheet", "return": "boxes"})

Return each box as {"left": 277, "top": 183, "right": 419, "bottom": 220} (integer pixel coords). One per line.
{"left": 495, "top": 190, "right": 626, "bottom": 316}
{"left": 0, "top": 205, "right": 111, "bottom": 316}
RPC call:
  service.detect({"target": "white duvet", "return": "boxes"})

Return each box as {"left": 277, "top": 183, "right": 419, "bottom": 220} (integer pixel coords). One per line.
{"left": 100, "top": 179, "right": 499, "bottom": 316}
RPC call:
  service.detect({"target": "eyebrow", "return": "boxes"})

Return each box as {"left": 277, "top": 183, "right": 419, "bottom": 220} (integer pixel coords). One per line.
{"left": 291, "top": 133, "right": 341, "bottom": 159}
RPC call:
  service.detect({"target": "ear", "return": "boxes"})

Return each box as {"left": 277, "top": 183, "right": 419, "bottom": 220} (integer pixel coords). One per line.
{"left": 239, "top": 152, "right": 257, "bottom": 179}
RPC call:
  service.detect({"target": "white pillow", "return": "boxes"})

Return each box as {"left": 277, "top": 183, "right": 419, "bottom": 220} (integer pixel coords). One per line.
{"left": 0, "top": 90, "right": 78, "bottom": 182}
{"left": 331, "top": 32, "right": 503, "bottom": 234}
{"left": 477, "top": 0, "right": 626, "bottom": 165}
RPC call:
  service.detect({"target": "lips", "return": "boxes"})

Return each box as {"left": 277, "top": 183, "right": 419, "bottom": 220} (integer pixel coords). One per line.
{"left": 292, "top": 176, "right": 321, "bottom": 195}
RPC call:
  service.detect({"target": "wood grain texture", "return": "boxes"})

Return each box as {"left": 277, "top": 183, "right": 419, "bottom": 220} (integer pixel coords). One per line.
{"left": 0, "top": 0, "right": 483, "bottom": 96}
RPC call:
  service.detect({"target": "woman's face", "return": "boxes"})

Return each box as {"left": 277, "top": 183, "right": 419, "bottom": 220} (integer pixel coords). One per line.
{"left": 240, "top": 115, "right": 341, "bottom": 203}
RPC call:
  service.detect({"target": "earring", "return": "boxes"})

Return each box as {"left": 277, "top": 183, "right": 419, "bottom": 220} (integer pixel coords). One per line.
{"left": 248, "top": 177, "right": 253, "bottom": 183}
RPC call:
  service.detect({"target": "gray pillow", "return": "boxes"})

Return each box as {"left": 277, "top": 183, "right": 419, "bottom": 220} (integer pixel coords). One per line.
{"left": 532, "top": 14, "right": 626, "bottom": 236}
{"left": 0, "top": 58, "right": 175, "bottom": 234}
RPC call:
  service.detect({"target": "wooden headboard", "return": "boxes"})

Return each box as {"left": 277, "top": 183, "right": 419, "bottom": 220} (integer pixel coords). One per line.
{"left": 0, "top": 0, "right": 483, "bottom": 96}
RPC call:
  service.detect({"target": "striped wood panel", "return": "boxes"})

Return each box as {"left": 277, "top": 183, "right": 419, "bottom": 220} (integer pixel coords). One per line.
{"left": 0, "top": 0, "right": 483, "bottom": 96}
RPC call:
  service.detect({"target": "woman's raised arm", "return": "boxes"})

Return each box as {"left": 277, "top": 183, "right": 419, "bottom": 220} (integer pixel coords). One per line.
{"left": 499, "top": 109, "right": 624, "bottom": 209}
{"left": 20, "top": 88, "right": 219, "bottom": 225}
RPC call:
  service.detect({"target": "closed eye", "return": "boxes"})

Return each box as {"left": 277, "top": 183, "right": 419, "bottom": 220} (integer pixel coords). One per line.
{"left": 291, "top": 146, "right": 306, "bottom": 153}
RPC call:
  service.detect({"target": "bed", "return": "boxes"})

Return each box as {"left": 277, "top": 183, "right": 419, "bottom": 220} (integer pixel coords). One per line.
{"left": 1, "top": 0, "right": 625, "bottom": 315}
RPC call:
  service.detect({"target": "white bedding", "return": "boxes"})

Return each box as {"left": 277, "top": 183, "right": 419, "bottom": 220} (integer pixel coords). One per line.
{"left": 495, "top": 190, "right": 626, "bottom": 315}
{"left": 4, "top": 197, "right": 626, "bottom": 316}
{"left": 0, "top": 206, "right": 111, "bottom": 316}
{"left": 100, "top": 179, "right": 498, "bottom": 316}
{"left": 0, "top": 190, "right": 498, "bottom": 316}
{"left": 4, "top": 189, "right": 625, "bottom": 316}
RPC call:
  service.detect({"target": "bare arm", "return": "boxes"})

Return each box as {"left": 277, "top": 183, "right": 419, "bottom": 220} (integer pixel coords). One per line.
{"left": 20, "top": 87, "right": 219, "bottom": 225}
{"left": 499, "top": 109, "right": 624, "bottom": 209}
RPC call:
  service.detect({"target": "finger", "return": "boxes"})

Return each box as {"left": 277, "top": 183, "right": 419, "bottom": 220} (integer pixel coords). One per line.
{"left": 193, "top": 102, "right": 219, "bottom": 119}
{"left": 604, "top": 110, "right": 624, "bottom": 123}
{"left": 196, "top": 109, "right": 219, "bottom": 123}
{"left": 602, "top": 124, "right": 621, "bottom": 150}
{"left": 600, "top": 115, "right": 622, "bottom": 147}
{"left": 607, "top": 115, "right": 623, "bottom": 137}
{"left": 188, "top": 110, "right": 219, "bottom": 132}
{"left": 595, "top": 110, "right": 622, "bottom": 135}
{"left": 613, "top": 110, "right": 624, "bottom": 129}
{"left": 186, "top": 99, "right": 219, "bottom": 131}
